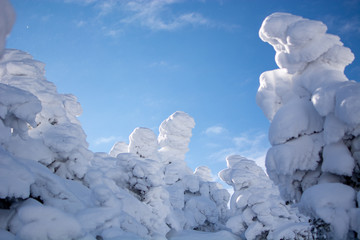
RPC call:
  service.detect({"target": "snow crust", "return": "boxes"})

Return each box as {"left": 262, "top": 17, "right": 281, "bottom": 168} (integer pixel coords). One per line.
{"left": 258, "top": 12, "right": 360, "bottom": 238}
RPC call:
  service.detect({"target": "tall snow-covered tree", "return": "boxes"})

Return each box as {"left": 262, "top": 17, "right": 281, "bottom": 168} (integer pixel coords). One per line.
{"left": 258, "top": 12, "right": 360, "bottom": 239}
{"left": 219, "top": 155, "right": 311, "bottom": 239}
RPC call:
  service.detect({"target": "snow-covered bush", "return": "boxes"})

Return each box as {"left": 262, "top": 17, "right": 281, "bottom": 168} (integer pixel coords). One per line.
{"left": 258, "top": 12, "right": 360, "bottom": 238}
{"left": 219, "top": 155, "right": 311, "bottom": 239}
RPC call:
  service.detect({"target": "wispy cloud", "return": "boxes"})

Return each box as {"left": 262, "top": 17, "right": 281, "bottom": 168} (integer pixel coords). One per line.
{"left": 205, "top": 125, "right": 227, "bottom": 135}
{"left": 75, "top": 20, "right": 86, "bottom": 27}
{"left": 207, "top": 130, "right": 269, "bottom": 170}
{"left": 64, "top": 0, "right": 97, "bottom": 5}
{"left": 322, "top": 14, "right": 360, "bottom": 36}
{"left": 94, "top": 136, "right": 124, "bottom": 145}
{"left": 65, "top": 0, "right": 232, "bottom": 34}
{"left": 119, "top": 0, "right": 211, "bottom": 31}
{"left": 148, "top": 60, "right": 179, "bottom": 69}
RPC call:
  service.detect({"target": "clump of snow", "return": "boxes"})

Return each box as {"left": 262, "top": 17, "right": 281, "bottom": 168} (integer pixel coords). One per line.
{"left": 129, "top": 127, "right": 159, "bottom": 160}
{"left": 300, "top": 183, "right": 356, "bottom": 239}
{"left": 219, "top": 155, "right": 311, "bottom": 239}
{"left": 258, "top": 12, "right": 360, "bottom": 238}
{"left": 169, "top": 229, "right": 240, "bottom": 240}
{"left": 0, "top": 148, "right": 35, "bottom": 199}
{"left": 109, "top": 141, "right": 128, "bottom": 157}
{"left": 9, "top": 198, "right": 82, "bottom": 240}
{"left": 158, "top": 111, "right": 195, "bottom": 164}
{"left": 322, "top": 141, "right": 355, "bottom": 176}
{"left": 259, "top": 12, "right": 354, "bottom": 74}
{"left": 268, "top": 98, "right": 323, "bottom": 145}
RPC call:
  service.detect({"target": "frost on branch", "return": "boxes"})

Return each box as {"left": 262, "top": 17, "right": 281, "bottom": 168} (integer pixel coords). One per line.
{"left": 219, "top": 155, "right": 311, "bottom": 239}
{"left": 258, "top": 12, "right": 360, "bottom": 238}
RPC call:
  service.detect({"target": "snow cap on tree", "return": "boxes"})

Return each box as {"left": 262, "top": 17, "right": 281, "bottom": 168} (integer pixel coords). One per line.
{"left": 109, "top": 141, "right": 129, "bottom": 157}
{"left": 158, "top": 111, "right": 195, "bottom": 164}
{"left": 129, "top": 127, "right": 159, "bottom": 160}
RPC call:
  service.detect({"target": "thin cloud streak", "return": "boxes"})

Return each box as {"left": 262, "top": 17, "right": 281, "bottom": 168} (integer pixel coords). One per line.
{"left": 205, "top": 125, "right": 227, "bottom": 135}
{"left": 207, "top": 131, "right": 269, "bottom": 171}
{"left": 65, "top": 0, "right": 232, "bottom": 33}
{"left": 120, "top": 0, "right": 211, "bottom": 31}
{"left": 94, "top": 136, "right": 124, "bottom": 145}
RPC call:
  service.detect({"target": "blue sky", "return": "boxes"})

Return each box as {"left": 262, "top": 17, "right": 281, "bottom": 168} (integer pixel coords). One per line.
{"left": 6, "top": 0, "right": 360, "bottom": 176}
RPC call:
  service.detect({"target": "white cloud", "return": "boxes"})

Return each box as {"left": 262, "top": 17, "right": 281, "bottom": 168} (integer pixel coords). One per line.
{"left": 105, "top": 28, "right": 123, "bottom": 37}
{"left": 64, "top": 0, "right": 97, "bottom": 5}
{"left": 120, "top": 0, "right": 211, "bottom": 31}
{"left": 94, "top": 136, "right": 123, "bottom": 145}
{"left": 65, "top": 0, "right": 218, "bottom": 32}
{"left": 207, "top": 131, "right": 269, "bottom": 171}
{"left": 75, "top": 20, "right": 86, "bottom": 27}
{"left": 205, "top": 125, "right": 226, "bottom": 135}
{"left": 148, "top": 60, "right": 179, "bottom": 69}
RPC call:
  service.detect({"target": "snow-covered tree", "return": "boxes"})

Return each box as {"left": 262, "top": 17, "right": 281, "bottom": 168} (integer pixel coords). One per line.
{"left": 158, "top": 111, "right": 195, "bottom": 184}
{"left": 107, "top": 112, "right": 230, "bottom": 234}
{"left": 258, "top": 12, "right": 360, "bottom": 238}
{"left": 219, "top": 155, "right": 311, "bottom": 239}
{"left": 0, "top": 49, "right": 92, "bottom": 180}
{"left": 109, "top": 141, "right": 128, "bottom": 157}
{"left": 129, "top": 127, "right": 160, "bottom": 160}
